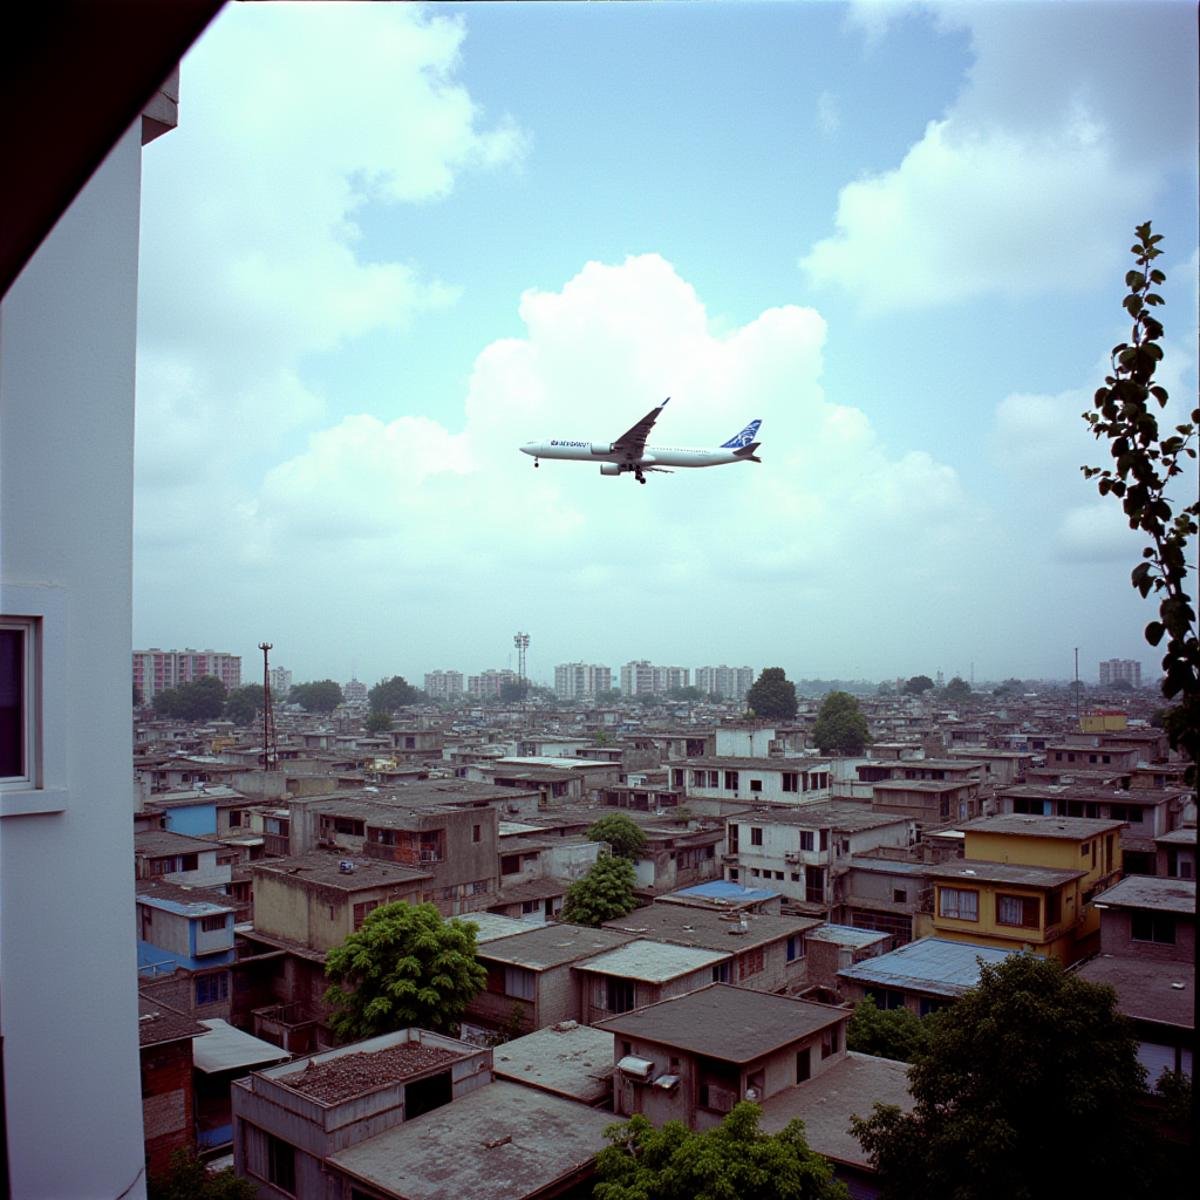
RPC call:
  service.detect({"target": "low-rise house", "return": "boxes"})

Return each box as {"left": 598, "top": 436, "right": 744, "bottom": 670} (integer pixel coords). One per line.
{"left": 836, "top": 856, "right": 930, "bottom": 944}
{"left": 921, "top": 859, "right": 1091, "bottom": 962}
{"left": 464, "top": 924, "right": 637, "bottom": 1039}
{"left": 603, "top": 904, "right": 820, "bottom": 995}
{"left": 139, "top": 993, "right": 206, "bottom": 1178}
{"left": 492, "top": 1021, "right": 614, "bottom": 1107}
{"left": 723, "top": 805, "right": 913, "bottom": 915}
{"left": 654, "top": 878, "right": 783, "bottom": 916}
{"left": 838, "top": 935, "right": 1015, "bottom": 1015}
{"left": 1076, "top": 875, "right": 1195, "bottom": 1080}
{"left": 802, "top": 924, "right": 892, "bottom": 1000}
{"left": 596, "top": 984, "right": 851, "bottom": 1129}
{"left": 135, "top": 829, "right": 233, "bottom": 890}
{"left": 869, "top": 779, "right": 981, "bottom": 829}
{"left": 194, "top": 1019, "right": 290, "bottom": 1152}
{"left": 596, "top": 779, "right": 686, "bottom": 812}
{"left": 669, "top": 757, "right": 833, "bottom": 809}
{"left": 1155, "top": 828, "right": 1196, "bottom": 881}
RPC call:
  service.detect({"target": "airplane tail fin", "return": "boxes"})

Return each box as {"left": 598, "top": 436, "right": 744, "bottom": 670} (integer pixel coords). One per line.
{"left": 734, "top": 441, "right": 761, "bottom": 463}
{"left": 721, "top": 418, "right": 761, "bottom": 450}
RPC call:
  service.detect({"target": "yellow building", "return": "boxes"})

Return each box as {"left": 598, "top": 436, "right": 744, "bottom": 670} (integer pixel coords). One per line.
{"left": 918, "top": 814, "right": 1126, "bottom": 962}
{"left": 922, "top": 859, "right": 1088, "bottom": 963}
{"left": 1080, "top": 709, "right": 1128, "bottom": 733}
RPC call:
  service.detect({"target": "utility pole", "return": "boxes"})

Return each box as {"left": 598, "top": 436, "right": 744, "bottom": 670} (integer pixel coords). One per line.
{"left": 513, "top": 632, "right": 530, "bottom": 688}
{"left": 259, "top": 642, "right": 278, "bottom": 771}
{"left": 1074, "top": 646, "right": 1081, "bottom": 730}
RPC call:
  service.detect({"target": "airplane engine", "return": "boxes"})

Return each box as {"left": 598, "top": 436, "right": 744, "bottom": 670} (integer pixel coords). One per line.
{"left": 590, "top": 442, "right": 616, "bottom": 455}
{"left": 599, "top": 463, "right": 623, "bottom": 476}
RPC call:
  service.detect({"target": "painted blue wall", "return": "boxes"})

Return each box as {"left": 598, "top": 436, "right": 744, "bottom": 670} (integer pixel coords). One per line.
{"left": 163, "top": 803, "right": 218, "bottom": 836}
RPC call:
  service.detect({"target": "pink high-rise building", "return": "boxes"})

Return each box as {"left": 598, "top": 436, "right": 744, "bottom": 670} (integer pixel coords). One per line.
{"left": 133, "top": 648, "right": 242, "bottom": 703}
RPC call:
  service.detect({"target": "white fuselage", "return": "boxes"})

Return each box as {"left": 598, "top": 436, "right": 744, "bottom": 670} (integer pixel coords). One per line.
{"left": 520, "top": 440, "right": 747, "bottom": 468}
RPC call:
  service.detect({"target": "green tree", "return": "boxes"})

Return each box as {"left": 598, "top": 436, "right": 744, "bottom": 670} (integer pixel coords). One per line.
{"left": 667, "top": 685, "right": 703, "bottom": 700}
{"left": 811, "top": 690, "right": 870, "bottom": 755}
{"left": 560, "top": 855, "right": 638, "bottom": 927}
{"left": 365, "top": 709, "right": 393, "bottom": 734}
{"left": 594, "top": 1101, "right": 848, "bottom": 1200}
{"left": 323, "top": 902, "right": 486, "bottom": 1041}
{"left": 851, "top": 954, "right": 1150, "bottom": 1200}
{"left": 902, "top": 675, "right": 934, "bottom": 695}
{"left": 595, "top": 688, "right": 622, "bottom": 704}
{"left": 746, "top": 667, "right": 798, "bottom": 720}
{"left": 152, "top": 675, "right": 227, "bottom": 720}
{"left": 941, "top": 676, "right": 972, "bottom": 702}
{"left": 290, "top": 679, "right": 344, "bottom": 712}
{"left": 587, "top": 813, "right": 647, "bottom": 860}
{"left": 992, "top": 677, "right": 1023, "bottom": 696}
{"left": 368, "top": 675, "right": 421, "bottom": 713}
{"left": 148, "top": 1148, "right": 257, "bottom": 1200}
{"left": 223, "top": 683, "right": 265, "bottom": 726}
{"left": 846, "top": 996, "right": 932, "bottom": 1063}
{"left": 1082, "top": 222, "right": 1199, "bottom": 782}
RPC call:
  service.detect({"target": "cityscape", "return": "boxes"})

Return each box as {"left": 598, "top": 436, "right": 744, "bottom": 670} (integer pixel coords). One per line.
{"left": 1, "top": 3, "right": 1196, "bottom": 1200}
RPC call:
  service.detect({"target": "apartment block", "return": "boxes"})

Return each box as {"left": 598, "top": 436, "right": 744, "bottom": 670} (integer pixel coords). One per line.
{"left": 467, "top": 668, "right": 517, "bottom": 699}
{"left": 133, "top": 647, "right": 242, "bottom": 703}
{"left": 1099, "top": 658, "right": 1142, "bottom": 687}
{"left": 695, "top": 665, "right": 755, "bottom": 700}
{"left": 424, "top": 669, "right": 464, "bottom": 699}
{"left": 553, "top": 661, "right": 612, "bottom": 699}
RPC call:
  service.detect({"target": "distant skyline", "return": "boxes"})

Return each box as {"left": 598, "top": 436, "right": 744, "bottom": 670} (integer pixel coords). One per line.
{"left": 133, "top": 2, "right": 1198, "bottom": 687}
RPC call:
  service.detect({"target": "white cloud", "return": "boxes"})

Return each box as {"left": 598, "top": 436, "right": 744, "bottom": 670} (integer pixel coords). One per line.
{"left": 804, "top": 2, "right": 1198, "bottom": 311}
{"left": 135, "top": 2, "right": 525, "bottom": 505}
{"left": 816, "top": 91, "right": 841, "bottom": 136}
{"left": 1054, "top": 504, "right": 1140, "bottom": 565}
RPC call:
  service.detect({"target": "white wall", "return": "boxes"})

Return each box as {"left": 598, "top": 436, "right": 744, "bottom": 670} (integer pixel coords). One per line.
{"left": 0, "top": 125, "right": 149, "bottom": 1198}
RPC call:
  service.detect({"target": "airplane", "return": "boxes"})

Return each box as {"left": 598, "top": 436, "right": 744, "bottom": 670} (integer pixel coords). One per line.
{"left": 519, "top": 398, "right": 762, "bottom": 484}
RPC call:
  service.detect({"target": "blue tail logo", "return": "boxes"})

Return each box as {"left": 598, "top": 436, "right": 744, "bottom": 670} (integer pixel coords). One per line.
{"left": 721, "top": 419, "right": 761, "bottom": 449}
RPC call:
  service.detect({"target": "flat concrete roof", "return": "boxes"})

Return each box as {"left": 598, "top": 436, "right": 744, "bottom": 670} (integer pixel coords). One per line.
{"left": 678, "top": 756, "right": 831, "bottom": 770}
{"left": 805, "top": 924, "right": 892, "bottom": 949}
{"left": 576, "top": 939, "right": 729, "bottom": 982}
{"left": 595, "top": 984, "right": 846, "bottom": 1062}
{"left": 963, "top": 814, "right": 1127, "bottom": 839}
{"left": 134, "top": 829, "right": 224, "bottom": 855}
{"left": 603, "top": 905, "right": 819, "bottom": 952}
{"left": 925, "top": 859, "right": 1086, "bottom": 888}
{"left": 251, "top": 853, "right": 431, "bottom": 891}
{"left": 758, "top": 1052, "right": 913, "bottom": 1170}
{"left": 479, "top": 924, "right": 636, "bottom": 971}
{"left": 492, "top": 1022, "right": 614, "bottom": 1104}
{"left": 735, "top": 805, "right": 909, "bottom": 831}
{"left": 1155, "top": 828, "right": 1197, "bottom": 846}
{"left": 328, "top": 1080, "right": 612, "bottom": 1200}
{"left": 838, "top": 937, "right": 1014, "bottom": 998}
{"left": 459, "top": 913, "right": 532, "bottom": 943}
{"left": 1073, "top": 955, "right": 1194, "bottom": 1029}
{"left": 1093, "top": 875, "right": 1196, "bottom": 914}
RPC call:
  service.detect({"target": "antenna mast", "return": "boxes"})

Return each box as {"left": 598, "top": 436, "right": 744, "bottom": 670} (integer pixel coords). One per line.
{"left": 513, "top": 632, "right": 530, "bottom": 689}
{"left": 259, "top": 642, "right": 278, "bottom": 771}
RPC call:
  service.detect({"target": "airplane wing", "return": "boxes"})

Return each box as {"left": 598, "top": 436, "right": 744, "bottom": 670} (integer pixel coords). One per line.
{"left": 612, "top": 398, "right": 669, "bottom": 461}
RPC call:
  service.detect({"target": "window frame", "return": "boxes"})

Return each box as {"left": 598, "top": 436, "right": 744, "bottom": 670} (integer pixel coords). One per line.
{"left": 0, "top": 585, "right": 68, "bottom": 817}
{"left": 938, "top": 886, "right": 979, "bottom": 922}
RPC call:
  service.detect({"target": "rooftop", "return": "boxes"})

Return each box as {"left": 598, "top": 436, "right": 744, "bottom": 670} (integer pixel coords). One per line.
{"left": 1073, "top": 955, "right": 1194, "bottom": 1029}
{"left": 677, "top": 756, "right": 831, "bottom": 770}
{"left": 1093, "top": 875, "right": 1196, "bottom": 915}
{"left": 276, "top": 1042, "right": 462, "bottom": 1105}
{"left": 576, "top": 938, "right": 729, "bottom": 982}
{"left": 193, "top": 1019, "right": 289, "bottom": 1075}
{"left": 736, "top": 804, "right": 909, "bottom": 831}
{"left": 251, "top": 853, "right": 431, "bottom": 891}
{"left": 479, "top": 924, "right": 636, "bottom": 971}
{"left": 603, "top": 905, "right": 819, "bottom": 951}
{"left": 135, "top": 878, "right": 235, "bottom": 917}
{"left": 137, "top": 994, "right": 206, "bottom": 1049}
{"left": 758, "top": 1052, "right": 913, "bottom": 1170}
{"left": 838, "top": 936, "right": 1015, "bottom": 998}
{"left": 805, "top": 924, "right": 892, "bottom": 949}
{"left": 328, "top": 1080, "right": 612, "bottom": 1200}
{"left": 134, "top": 829, "right": 224, "bottom": 856}
{"left": 661, "top": 879, "right": 780, "bottom": 907}
{"left": 492, "top": 1022, "right": 613, "bottom": 1104}
{"left": 963, "top": 814, "right": 1127, "bottom": 839}
{"left": 594, "top": 983, "right": 846, "bottom": 1062}
{"left": 925, "top": 859, "right": 1086, "bottom": 888}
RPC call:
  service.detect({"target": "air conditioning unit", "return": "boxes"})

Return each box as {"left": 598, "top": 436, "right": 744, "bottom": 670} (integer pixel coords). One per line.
{"left": 705, "top": 1084, "right": 737, "bottom": 1114}
{"left": 617, "top": 1055, "right": 655, "bottom": 1082}
{"left": 784, "top": 852, "right": 800, "bottom": 863}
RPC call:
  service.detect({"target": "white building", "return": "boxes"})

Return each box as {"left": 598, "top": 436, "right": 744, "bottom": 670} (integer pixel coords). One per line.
{"left": 620, "top": 660, "right": 689, "bottom": 695}
{"left": 467, "top": 668, "right": 517, "bottom": 699}
{"left": 343, "top": 677, "right": 368, "bottom": 704}
{"left": 696, "top": 665, "right": 755, "bottom": 700}
{"left": 1, "top": 69, "right": 190, "bottom": 1198}
{"left": 269, "top": 665, "right": 293, "bottom": 698}
{"left": 1099, "top": 658, "right": 1142, "bottom": 687}
{"left": 424, "top": 669, "right": 465, "bottom": 700}
{"left": 669, "top": 757, "right": 834, "bottom": 806}
{"left": 554, "top": 661, "right": 612, "bottom": 699}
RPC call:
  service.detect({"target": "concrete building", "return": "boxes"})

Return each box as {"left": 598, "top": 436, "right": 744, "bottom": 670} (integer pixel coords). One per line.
{"left": 620, "top": 659, "right": 656, "bottom": 696}
{"left": 467, "top": 668, "right": 517, "bottom": 699}
{"left": 553, "top": 661, "right": 612, "bottom": 700}
{"left": 1099, "top": 658, "right": 1142, "bottom": 688}
{"left": 670, "top": 757, "right": 833, "bottom": 807}
{"left": 133, "top": 647, "right": 242, "bottom": 704}
{"left": 269, "top": 665, "right": 293, "bottom": 699}
{"left": 342, "top": 677, "right": 367, "bottom": 705}
{"left": 1, "top": 45, "right": 217, "bottom": 1197}
{"left": 423, "top": 669, "right": 464, "bottom": 700}
{"left": 695, "top": 665, "right": 755, "bottom": 700}
{"left": 138, "top": 993, "right": 206, "bottom": 1178}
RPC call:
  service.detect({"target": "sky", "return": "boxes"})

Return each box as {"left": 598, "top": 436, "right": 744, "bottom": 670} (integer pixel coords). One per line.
{"left": 133, "top": 0, "right": 1198, "bottom": 689}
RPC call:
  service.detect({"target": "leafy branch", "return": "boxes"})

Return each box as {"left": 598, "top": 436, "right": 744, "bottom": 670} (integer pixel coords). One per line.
{"left": 1082, "top": 222, "right": 1199, "bottom": 775}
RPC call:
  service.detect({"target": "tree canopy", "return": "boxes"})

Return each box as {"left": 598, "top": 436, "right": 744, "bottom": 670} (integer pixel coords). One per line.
{"left": 223, "top": 683, "right": 265, "bottom": 726}
{"left": 365, "top": 709, "right": 393, "bottom": 734}
{"left": 560, "top": 855, "right": 638, "bottom": 927}
{"left": 846, "top": 996, "right": 931, "bottom": 1063}
{"left": 290, "top": 679, "right": 344, "bottom": 712}
{"left": 152, "top": 675, "right": 227, "bottom": 720}
{"left": 902, "top": 675, "right": 934, "bottom": 695}
{"left": 498, "top": 679, "right": 530, "bottom": 703}
{"left": 368, "top": 675, "right": 422, "bottom": 713}
{"left": 594, "top": 1102, "right": 847, "bottom": 1200}
{"left": 586, "top": 813, "right": 647, "bottom": 860}
{"left": 941, "top": 676, "right": 972, "bottom": 701}
{"left": 323, "top": 901, "right": 486, "bottom": 1040}
{"left": 746, "top": 667, "right": 798, "bottom": 720}
{"left": 148, "top": 1149, "right": 257, "bottom": 1200}
{"left": 851, "top": 954, "right": 1151, "bottom": 1200}
{"left": 811, "top": 690, "right": 870, "bottom": 755}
